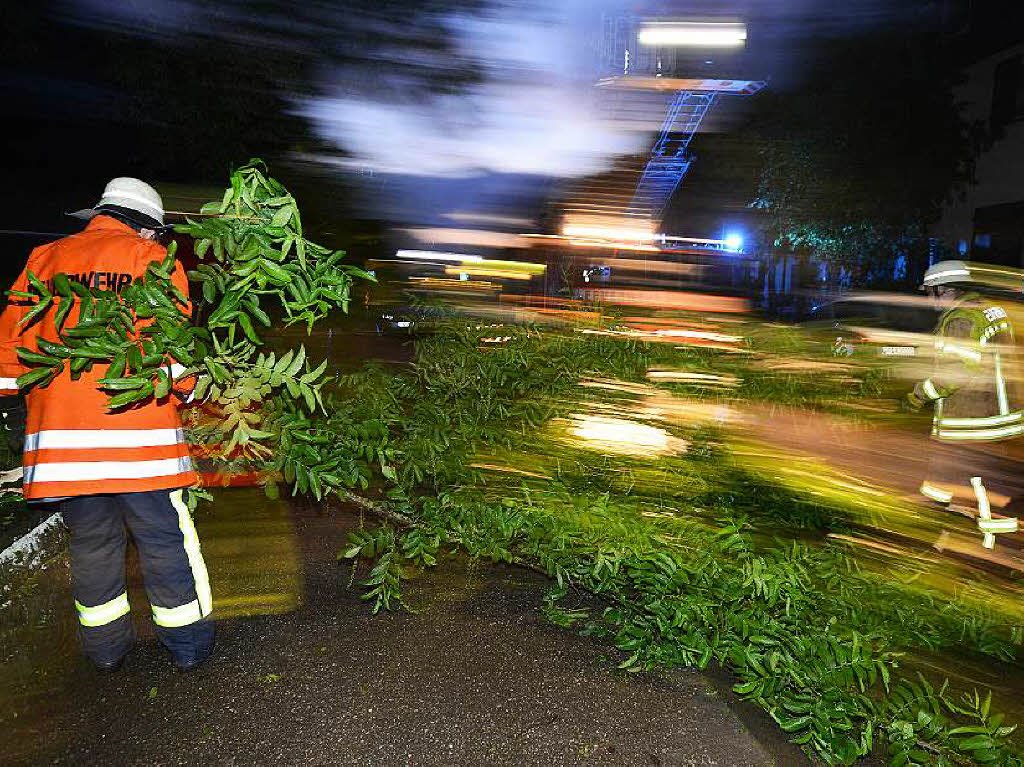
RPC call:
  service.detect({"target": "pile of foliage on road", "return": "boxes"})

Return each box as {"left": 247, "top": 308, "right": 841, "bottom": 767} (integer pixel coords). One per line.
{"left": 309, "top": 325, "right": 1024, "bottom": 766}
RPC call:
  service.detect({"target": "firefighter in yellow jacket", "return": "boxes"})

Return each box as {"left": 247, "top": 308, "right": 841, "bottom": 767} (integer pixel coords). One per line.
{"left": 908, "top": 260, "right": 1021, "bottom": 549}
{"left": 0, "top": 179, "right": 213, "bottom": 671}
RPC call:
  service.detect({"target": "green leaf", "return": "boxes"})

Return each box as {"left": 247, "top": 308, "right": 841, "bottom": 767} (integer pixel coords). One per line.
{"left": 247, "top": 302, "right": 271, "bottom": 327}
{"left": 300, "top": 359, "right": 328, "bottom": 384}
{"left": 17, "top": 296, "right": 53, "bottom": 328}
{"left": 345, "top": 266, "right": 377, "bottom": 282}
{"left": 155, "top": 369, "right": 170, "bottom": 399}
{"left": 36, "top": 338, "right": 73, "bottom": 358}
{"left": 270, "top": 205, "right": 293, "bottom": 228}
{"left": 99, "top": 376, "right": 152, "bottom": 391}
{"left": 300, "top": 382, "right": 316, "bottom": 412}
{"left": 833, "top": 735, "right": 859, "bottom": 764}
{"left": 958, "top": 735, "right": 995, "bottom": 751}
{"left": 128, "top": 346, "right": 143, "bottom": 373}
{"left": 53, "top": 273, "right": 72, "bottom": 297}
{"left": 274, "top": 350, "right": 294, "bottom": 375}
{"left": 16, "top": 348, "right": 59, "bottom": 366}
{"left": 107, "top": 354, "right": 127, "bottom": 379}
{"left": 260, "top": 260, "right": 292, "bottom": 284}
{"left": 779, "top": 715, "right": 810, "bottom": 733}
{"left": 947, "top": 726, "right": 991, "bottom": 735}
{"left": 238, "top": 312, "right": 260, "bottom": 343}
{"left": 54, "top": 296, "right": 74, "bottom": 332}
{"left": 26, "top": 270, "right": 52, "bottom": 298}
{"left": 192, "top": 374, "right": 211, "bottom": 402}
{"left": 16, "top": 366, "right": 54, "bottom": 389}
{"left": 286, "top": 345, "right": 305, "bottom": 377}
{"left": 617, "top": 653, "right": 639, "bottom": 669}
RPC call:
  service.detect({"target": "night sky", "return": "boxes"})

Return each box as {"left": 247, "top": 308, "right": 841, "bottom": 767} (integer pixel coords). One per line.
{"left": 1, "top": 0, "right": 946, "bottom": 268}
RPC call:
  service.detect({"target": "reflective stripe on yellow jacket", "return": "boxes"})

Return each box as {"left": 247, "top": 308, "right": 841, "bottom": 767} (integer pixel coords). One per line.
{"left": 913, "top": 294, "right": 1023, "bottom": 442}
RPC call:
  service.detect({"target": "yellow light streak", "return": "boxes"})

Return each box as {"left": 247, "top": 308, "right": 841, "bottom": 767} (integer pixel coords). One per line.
{"left": 445, "top": 266, "right": 534, "bottom": 281}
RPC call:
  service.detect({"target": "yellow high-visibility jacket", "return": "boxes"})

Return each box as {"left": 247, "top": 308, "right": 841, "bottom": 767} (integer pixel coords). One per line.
{"left": 912, "top": 293, "right": 1023, "bottom": 442}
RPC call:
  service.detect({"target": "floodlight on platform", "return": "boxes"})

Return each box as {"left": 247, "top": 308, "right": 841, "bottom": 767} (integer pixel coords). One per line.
{"left": 396, "top": 249, "right": 484, "bottom": 264}
{"left": 638, "top": 22, "right": 746, "bottom": 48}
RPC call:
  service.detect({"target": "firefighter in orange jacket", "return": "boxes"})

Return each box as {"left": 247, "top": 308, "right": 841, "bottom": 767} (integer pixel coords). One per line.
{"left": 0, "top": 178, "right": 213, "bottom": 672}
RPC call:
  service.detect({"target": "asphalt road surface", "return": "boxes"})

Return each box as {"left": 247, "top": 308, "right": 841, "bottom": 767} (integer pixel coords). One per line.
{"left": 0, "top": 490, "right": 807, "bottom": 766}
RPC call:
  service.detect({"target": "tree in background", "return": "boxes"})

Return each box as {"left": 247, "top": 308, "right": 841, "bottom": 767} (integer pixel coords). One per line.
{"left": 746, "top": 28, "right": 986, "bottom": 290}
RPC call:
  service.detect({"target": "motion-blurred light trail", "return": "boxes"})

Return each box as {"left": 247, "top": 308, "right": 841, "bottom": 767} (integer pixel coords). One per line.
{"left": 396, "top": 249, "right": 484, "bottom": 264}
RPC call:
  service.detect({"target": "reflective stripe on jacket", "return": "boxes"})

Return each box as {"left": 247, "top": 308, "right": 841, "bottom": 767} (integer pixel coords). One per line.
{"left": 0, "top": 215, "right": 198, "bottom": 499}
{"left": 913, "top": 293, "right": 1023, "bottom": 442}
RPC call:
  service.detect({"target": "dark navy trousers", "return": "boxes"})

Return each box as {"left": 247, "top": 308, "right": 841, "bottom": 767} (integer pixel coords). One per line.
{"left": 62, "top": 490, "right": 214, "bottom": 666}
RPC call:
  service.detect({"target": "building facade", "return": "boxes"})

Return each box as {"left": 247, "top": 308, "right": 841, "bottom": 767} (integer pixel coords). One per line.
{"left": 933, "top": 2, "right": 1024, "bottom": 267}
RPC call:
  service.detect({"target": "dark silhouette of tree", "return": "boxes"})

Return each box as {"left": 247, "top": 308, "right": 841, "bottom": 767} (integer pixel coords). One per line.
{"left": 744, "top": 29, "right": 985, "bottom": 287}
{"left": 0, "top": 0, "right": 482, "bottom": 275}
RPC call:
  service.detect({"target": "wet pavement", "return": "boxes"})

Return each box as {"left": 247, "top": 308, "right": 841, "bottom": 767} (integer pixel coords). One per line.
{"left": 0, "top": 489, "right": 806, "bottom": 766}
{"left": 740, "top": 402, "right": 1024, "bottom": 504}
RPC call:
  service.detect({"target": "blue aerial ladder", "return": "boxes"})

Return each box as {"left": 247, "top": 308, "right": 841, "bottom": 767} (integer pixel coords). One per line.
{"left": 629, "top": 90, "right": 716, "bottom": 219}
{"left": 593, "top": 16, "right": 766, "bottom": 225}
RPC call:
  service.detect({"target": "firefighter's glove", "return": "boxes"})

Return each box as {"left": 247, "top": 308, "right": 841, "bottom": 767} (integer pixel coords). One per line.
{"left": 904, "top": 391, "right": 924, "bottom": 412}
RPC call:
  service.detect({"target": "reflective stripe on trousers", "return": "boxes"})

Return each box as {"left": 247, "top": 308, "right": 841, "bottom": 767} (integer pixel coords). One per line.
{"left": 970, "top": 476, "right": 1019, "bottom": 549}
{"left": 920, "top": 477, "right": 1018, "bottom": 549}
{"left": 76, "top": 592, "right": 130, "bottom": 627}
{"left": 935, "top": 421, "right": 1024, "bottom": 441}
{"left": 919, "top": 482, "right": 953, "bottom": 504}
{"left": 152, "top": 599, "right": 203, "bottom": 628}
{"left": 167, "top": 491, "right": 211, "bottom": 622}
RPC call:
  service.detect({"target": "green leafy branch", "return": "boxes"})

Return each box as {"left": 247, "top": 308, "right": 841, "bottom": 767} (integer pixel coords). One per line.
{"left": 14, "top": 244, "right": 196, "bottom": 402}
{"left": 317, "top": 324, "right": 1024, "bottom": 765}
{"left": 10, "top": 159, "right": 372, "bottom": 458}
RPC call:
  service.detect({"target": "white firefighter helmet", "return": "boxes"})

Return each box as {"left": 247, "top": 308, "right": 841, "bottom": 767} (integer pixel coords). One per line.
{"left": 921, "top": 260, "right": 971, "bottom": 288}
{"left": 69, "top": 177, "right": 165, "bottom": 228}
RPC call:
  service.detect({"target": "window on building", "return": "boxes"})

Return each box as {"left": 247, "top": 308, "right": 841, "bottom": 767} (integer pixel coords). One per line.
{"left": 991, "top": 55, "right": 1023, "bottom": 130}
{"left": 973, "top": 201, "right": 1024, "bottom": 267}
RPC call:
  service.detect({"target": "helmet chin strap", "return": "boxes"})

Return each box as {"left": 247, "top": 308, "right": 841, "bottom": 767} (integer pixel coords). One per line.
{"left": 95, "top": 204, "right": 163, "bottom": 233}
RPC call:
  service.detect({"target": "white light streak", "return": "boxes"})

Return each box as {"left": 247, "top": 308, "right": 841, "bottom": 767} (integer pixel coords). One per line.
{"left": 396, "top": 250, "right": 483, "bottom": 264}
{"left": 562, "top": 223, "right": 655, "bottom": 241}
{"left": 563, "top": 414, "right": 684, "bottom": 457}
